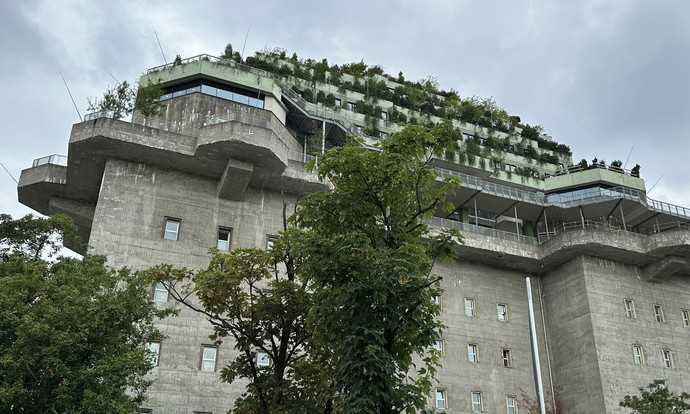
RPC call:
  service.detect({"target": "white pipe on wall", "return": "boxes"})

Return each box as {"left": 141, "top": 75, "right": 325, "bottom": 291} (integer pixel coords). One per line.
{"left": 526, "top": 276, "right": 547, "bottom": 414}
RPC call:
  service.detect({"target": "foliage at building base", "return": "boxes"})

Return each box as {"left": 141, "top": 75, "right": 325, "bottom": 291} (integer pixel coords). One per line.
{"left": 0, "top": 214, "right": 169, "bottom": 414}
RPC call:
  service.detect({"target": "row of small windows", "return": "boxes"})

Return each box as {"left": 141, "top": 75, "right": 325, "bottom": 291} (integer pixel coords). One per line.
{"left": 624, "top": 298, "right": 690, "bottom": 327}
{"left": 145, "top": 341, "right": 271, "bottom": 371}
{"left": 163, "top": 217, "right": 277, "bottom": 251}
{"left": 434, "top": 390, "right": 518, "bottom": 413}
{"left": 630, "top": 344, "right": 679, "bottom": 369}
{"left": 458, "top": 297, "right": 510, "bottom": 321}
{"left": 433, "top": 341, "right": 514, "bottom": 368}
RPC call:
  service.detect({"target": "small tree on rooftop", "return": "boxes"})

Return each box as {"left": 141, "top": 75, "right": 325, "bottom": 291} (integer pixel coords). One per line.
{"left": 87, "top": 80, "right": 135, "bottom": 120}
{"left": 620, "top": 380, "right": 690, "bottom": 413}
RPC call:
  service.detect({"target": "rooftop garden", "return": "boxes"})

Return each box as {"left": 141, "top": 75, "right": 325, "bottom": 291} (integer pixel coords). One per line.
{"left": 236, "top": 46, "right": 572, "bottom": 160}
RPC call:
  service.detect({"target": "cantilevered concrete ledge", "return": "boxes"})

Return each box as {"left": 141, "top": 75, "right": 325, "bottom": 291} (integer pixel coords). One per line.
{"left": 642, "top": 256, "right": 690, "bottom": 282}
{"left": 429, "top": 219, "right": 690, "bottom": 275}
{"left": 217, "top": 158, "right": 254, "bottom": 200}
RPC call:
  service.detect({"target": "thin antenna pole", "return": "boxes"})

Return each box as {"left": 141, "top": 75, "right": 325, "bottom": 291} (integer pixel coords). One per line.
{"left": 241, "top": 27, "right": 251, "bottom": 61}
{"left": 154, "top": 29, "right": 167, "bottom": 64}
{"left": 0, "top": 161, "right": 18, "bottom": 184}
{"left": 60, "top": 72, "right": 82, "bottom": 122}
{"left": 647, "top": 175, "right": 664, "bottom": 195}
{"left": 623, "top": 145, "right": 634, "bottom": 169}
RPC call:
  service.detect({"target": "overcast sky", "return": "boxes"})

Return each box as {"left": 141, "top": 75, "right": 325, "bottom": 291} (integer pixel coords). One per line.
{"left": 2, "top": 0, "right": 689, "bottom": 219}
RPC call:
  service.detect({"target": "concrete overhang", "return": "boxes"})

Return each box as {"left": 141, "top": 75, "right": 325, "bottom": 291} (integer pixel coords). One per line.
{"left": 544, "top": 168, "right": 646, "bottom": 192}
{"left": 142, "top": 57, "right": 283, "bottom": 101}
{"left": 430, "top": 218, "right": 690, "bottom": 275}
{"left": 18, "top": 109, "right": 328, "bottom": 252}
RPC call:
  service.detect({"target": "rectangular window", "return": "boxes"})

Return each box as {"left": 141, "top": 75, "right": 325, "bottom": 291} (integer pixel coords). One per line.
{"left": 624, "top": 299, "right": 637, "bottom": 319}
{"left": 435, "top": 389, "right": 446, "bottom": 409}
{"left": 471, "top": 391, "right": 483, "bottom": 413}
{"left": 662, "top": 349, "right": 674, "bottom": 368}
{"left": 334, "top": 98, "right": 341, "bottom": 107}
{"left": 464, "top": 298, "right": 476, "bottom": 318}
{"left": 354, "top": 125, "right": 363, "bottom": 134}
{"left": 346, "top": 101, "right": 356, "bottom": 111}
{"left": 462, "top": 133, "right": 474, "bottom": 141}
{"left": 467, "top": 344, "right": 478, "bottom": 363}
{"left": 654, "top": 304, "right": 665, "bottom": 323}
{"left": 681, "top": 309, "right": 689, "bottom": 327}
{"left": 256, "top": 351, "right": 271, "bottom": 368}
{"left": 153, "top": 282, "right": 169, "bottom": 305}
{"left": 163, "top": 218, "right": 180, "bottom": 241}
{"left": 432, "top": 295, "right": 441, "bottom": 307}
{"left": 505, "top": 164, "right": 517, "bottom": 173}
{"left": 217, "top": 227, "right": 232, "bottom": 251}
{"left": 137, "top": 409, "right": 153, "bottom": 414}
{"left": 200, "top": 346, "right": 217, "bottom": 372}
{"left": 497, "top": 304, "right": 508, "bottom": 321}
{"left": 146, "top": 341, "right": 161, "bottom": 366}
{"left": 380, "top": 111, "right": 388, "bottom": 120}
{"left": 632, "top": 345, "right": 644, "bottom": 366}
{"left": 502, "top": 349, "right": 512, "bottom": 368}
{"left": 266, "top": 234, "right": 278, "bottom": 250}
{"left": 433, "top": 339, "right": 444, "bottom": 353}
{"left": 506, "top": 395, "right": 518, "bottom": 414}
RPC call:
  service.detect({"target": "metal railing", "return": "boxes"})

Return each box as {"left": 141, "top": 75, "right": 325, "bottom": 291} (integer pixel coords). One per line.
{"left": 146, "top": 54, "right": 275, "bottom": 80}
{"left": 32, "top": 154, "right": 67, "bottom": 167}
{"left": 426, "top": 216, "right": 539, "bottom": 246}
{"left": 83, "top": 110, "right": 116, "bottom": 121}
{"left": 553, "top": 162, "right": 638, "bottom": 178}
{"left": 435, "top": 167, "right": 546, "bottom": 204}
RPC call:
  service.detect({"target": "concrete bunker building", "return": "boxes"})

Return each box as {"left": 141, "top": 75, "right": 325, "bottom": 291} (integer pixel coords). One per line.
{"left": 17, "top": 52, "right": 690, "bottom": 413}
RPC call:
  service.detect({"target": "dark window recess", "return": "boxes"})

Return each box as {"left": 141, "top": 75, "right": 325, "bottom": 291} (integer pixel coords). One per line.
{"left": 160, "top": 79, "right": 264, "bottom": 109}
{"left": 217, "top": 227, "right": 232, "bottom": 251}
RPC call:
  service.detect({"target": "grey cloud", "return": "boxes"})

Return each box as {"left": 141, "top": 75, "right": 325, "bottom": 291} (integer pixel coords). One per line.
{"left": 1, "top": 0, "right": 689, "bottom": 218}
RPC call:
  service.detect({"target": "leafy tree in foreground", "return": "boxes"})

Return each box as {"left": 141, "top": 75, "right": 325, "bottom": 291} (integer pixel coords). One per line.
{"left": 147, "top": 222, "right": 335, "bottom": 414}
{"left": 295, "top": 123, "right": 461, "bottom": 413}
{"left": 146, "top": 122, "right": 461, "bottom": 414}
{"left": 0, "top": 214, "right": 169, "bottom": 413}
{"left": 620, "top": 380, "right": 690, "bottom": 414}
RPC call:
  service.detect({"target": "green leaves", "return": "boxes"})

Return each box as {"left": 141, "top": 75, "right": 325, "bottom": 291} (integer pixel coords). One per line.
{"left": 295, "top": 125, "right": 461, "bottom": 413}
{"left": 0, "top": 216, "right": 167, "bottom": 413}
{"left": 620, "top": 380, "right": 690, "bottom": 414}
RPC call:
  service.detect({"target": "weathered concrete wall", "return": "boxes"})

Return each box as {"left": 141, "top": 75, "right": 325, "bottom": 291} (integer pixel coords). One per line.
{"left": 582, "top": 256, "right": 690, "bottom": 413}
{"left": 133, "top": 94, "right": 299, "bottom": 155}
{"left": 433, "top": 260, "right": 555, "bottom": 413}
{"left": 89, "top": 159, "right": 298, "bottom": 413}
{"left": 542, "top": 257, "right": 606, "bottom": 414}
{"left": 87, "top": 158, "right": 558, "bottom": 413}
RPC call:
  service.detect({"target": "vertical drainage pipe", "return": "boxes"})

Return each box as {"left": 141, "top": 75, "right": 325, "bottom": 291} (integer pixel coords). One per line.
{"left": 526, "top": 276, "right": 546, "bottom": 414}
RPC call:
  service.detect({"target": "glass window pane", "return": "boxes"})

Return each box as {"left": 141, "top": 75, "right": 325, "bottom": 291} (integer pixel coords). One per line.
{"left": 234, "top": 94, "right": 250, "bottom": 105}
{"left": 464, "top": 298, "right": 475, "bottom": 317}
{"left": 153, "top": 282, "right": 168, "bottom": 304}
{"left": 164, "top": 219, "right": 179, "bottom": 241}
{"left": 218, "top": 89, "right": 233, "bottom": 100}
{"left": 257, "top": 352, "right": 270, "bottom": 367}
{"left": 201, "top": 347, "right": 217, "bottom": 371}
{"left": 201, "top": 84, "right": 215, "bottom": 95}
{"left": 217, "top": 228, "right": 231, "bottom": 251}
{"left": 147, "top": 342, "right": 160, "bottom": 365}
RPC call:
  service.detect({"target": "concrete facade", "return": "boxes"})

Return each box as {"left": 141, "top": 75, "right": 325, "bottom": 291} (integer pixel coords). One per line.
{"left": 16, "top": 55, "right": 690, "bottom": 413}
